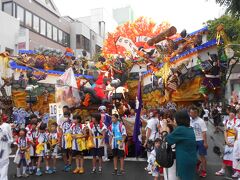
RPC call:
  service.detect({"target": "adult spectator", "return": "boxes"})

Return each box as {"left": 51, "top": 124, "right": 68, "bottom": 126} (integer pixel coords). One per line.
{"left": 144, "top": 111, "right": 159, "bottom": 173}
{"left": 0, "top": 114, "right": 13, "bottom": 180}
{"left": 212, "top": 106, "right": 221, "bottom": 133}
{"left": 166, "top": 110, "right": 197, "bottom": 180}
{"left": 203, "top": 106, "right": 209, "bottom": 124}
{"left": 144, "top": 111, "right": 159, "bottom": 154}
{"left": 189, "top": 106, "right": 208, "bottom": 178}
{"left": 58, "top": 105, "right": 72, "bottom": 126}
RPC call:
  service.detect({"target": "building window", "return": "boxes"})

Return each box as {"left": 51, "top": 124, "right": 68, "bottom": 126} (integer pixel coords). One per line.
{"left": 83, "top": 36, "right": 90, "bottom": 52}
{"left": 46, "top": 23, "right": 52, "bottom": 39}
{"left": 76, "top": 35, "right": 81, "bottom": 49}
{"left": 76, "top": 35, "right": 89, "bottom": 51}
{"left": 40, "top": 19, "right": 46, "bottom": 36}
{"left": 96, "top": 45, "right": 101, "bottom": 53}
{"left": 25, "top": 10, "right": 32, "bottom": 28}
{"left": 63, "top": 32, "right": 70, "bottom": 47}
{"left": 16, "top": 5, "right": 24, "bottom": 24}
{"left": 3, "top": 2, "right": 13, "bottom": 16}
{"left": 33, "top": 15, "right": 40, "bottom": 32}
{"left": 58, "top": 30, "right": 63, "bottom": 44}
{"left": 53, "top": 26, "right": 58, "bottom": 42}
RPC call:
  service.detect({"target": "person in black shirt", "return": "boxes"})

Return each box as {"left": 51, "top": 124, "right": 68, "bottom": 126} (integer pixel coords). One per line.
{"left": 212, "top": 107, "right": 221, "bottom": 133}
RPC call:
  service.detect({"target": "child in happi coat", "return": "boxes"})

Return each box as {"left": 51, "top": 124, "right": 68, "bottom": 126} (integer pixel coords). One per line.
{"left": 35, "top": 123, "right": 51, "bottom": 176}
{"left": 14, "top": 128, "right": 31, "bottom": 178}
{"left": 216, "top": 108, "right": 238, "bottom": 176}
{"left": 88, "top": 113, "right": 107, "bottom": 173}
{"left": 59, "top": 112, "right": 73, "bottom": 172}
{"left": 47, "top": 122, "right": 60, "bottom": 173}
{"left": 26, "top": 117, "right": 39, "bottom": 174}
{"left": 109, "top": 114, "right": 127, "bottom": 176}
{"left": 232, "top": 110, "right": 240, "bottom": 178}
{"left": 148, "top": 138, "right": 164, "bottom": 180}
{"left": 71, "top": 115, "right": 86, "bottom": 174}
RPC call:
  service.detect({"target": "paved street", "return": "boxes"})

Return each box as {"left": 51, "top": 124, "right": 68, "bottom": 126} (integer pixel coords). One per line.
{"left": 7, "top": 122, "right": 231, "bottom": 180}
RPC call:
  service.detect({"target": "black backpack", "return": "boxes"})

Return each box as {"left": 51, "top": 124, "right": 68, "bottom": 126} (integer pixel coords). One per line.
{"left": 155, "top": 131, "right": 174, "bottom": 168}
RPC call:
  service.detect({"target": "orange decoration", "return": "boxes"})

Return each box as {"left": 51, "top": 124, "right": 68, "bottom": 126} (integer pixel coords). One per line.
{"left": 83, "top": 93, "right": 91, "bottom": 107}
{"left": 102, "top": 17, "right": 171, "bottom": 57}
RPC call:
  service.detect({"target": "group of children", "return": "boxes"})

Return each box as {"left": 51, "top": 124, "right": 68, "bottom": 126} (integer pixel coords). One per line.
{"left": 13, "top": 109, "right": 127, "bottom": 178}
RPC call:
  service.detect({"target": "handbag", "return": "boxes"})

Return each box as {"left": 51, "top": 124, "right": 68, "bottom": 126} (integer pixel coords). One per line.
{"left": 86, "top": 136, "right": 94, "bottom": 150}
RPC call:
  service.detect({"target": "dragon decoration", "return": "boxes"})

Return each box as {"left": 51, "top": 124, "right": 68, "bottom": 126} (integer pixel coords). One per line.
{"left": 0, "top": 17, "right": 231, "bottom": 114}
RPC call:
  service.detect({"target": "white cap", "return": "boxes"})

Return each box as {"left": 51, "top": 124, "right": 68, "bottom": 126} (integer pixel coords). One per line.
{"left": 98, "top": 105, "right": 106, "bottom": 112}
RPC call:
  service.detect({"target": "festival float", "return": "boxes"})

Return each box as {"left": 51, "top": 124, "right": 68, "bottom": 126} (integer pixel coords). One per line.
{"left": 0, "top": 17, "right": 229, "bottom": 142}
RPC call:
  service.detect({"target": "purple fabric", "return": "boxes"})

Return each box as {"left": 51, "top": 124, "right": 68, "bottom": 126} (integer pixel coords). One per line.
{"left": 104, "top": 113, "right": 112, "bottom": 144}
{"left": 202, "top": 77, "right": 221, "bottom": 89}
{"left": 133, "top": 78, "right": 142, "bottom": 156}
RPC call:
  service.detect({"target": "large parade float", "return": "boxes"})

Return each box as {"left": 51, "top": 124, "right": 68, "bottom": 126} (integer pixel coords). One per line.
{"left": 0, "top": 17, "right": 231, "bottom": 148}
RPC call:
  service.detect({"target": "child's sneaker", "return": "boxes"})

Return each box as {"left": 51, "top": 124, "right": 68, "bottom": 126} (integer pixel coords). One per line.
{"left": 200, "top": 170, "right": 207, "bottom": 178}
{"left": 117, "top": 170, "right": 123, "bottom": 176}
{"left": 52, "top": 168, "right": 57, "bottom": 173}
{"left": 112, "top": 169, "right": 117, "bottom": 175}
{"left": 232, "top": 171, "right": 240, "bottom": 178}
{"left": 64, "top": 165, "right": 71, "bottom": 172}
{"left": 215, "top": 169, "right": 225, "bottom": 176}
{"left": 91, "top": 168, "right": 96, "bottom": 174}
{"left": 98, "top": 167, "right": 102, "bottom": 174}
{"left": 22, "top": 173, "right": 29, "bottom": 178}
{"left": 28, "top": 169, "right": 34, "bottom": 175}
{"left": 73, "top": 168, "right": 80, "bottom": 174}
{"left": 65, "top": 165, "right": 71, "bottom": 172}
{"left": 36, "top": 170, "right": 42, "bottom": 176}
{"left": 16, "top": 174, "right": 22, "bottom": 178}
{"left": 45, "top": 169, "right": 53, "bottom": 174}
{"left": 79, "top": 167, "right": 84, "bottom": 174}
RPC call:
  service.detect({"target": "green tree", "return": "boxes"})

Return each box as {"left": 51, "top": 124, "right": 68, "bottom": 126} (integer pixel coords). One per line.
{"left": 207, "top": 15, "right": 240, "bottom": 44}
{"left": 215, "top": 0, "right": 240, "bottom": 18}
{"left": 206, "top": 15, "right": 240, "bottom": 104}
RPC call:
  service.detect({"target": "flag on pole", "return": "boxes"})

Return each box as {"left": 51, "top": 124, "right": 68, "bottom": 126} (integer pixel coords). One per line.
{"left": 133, "top": 74, "right": 142, "bottom": 157}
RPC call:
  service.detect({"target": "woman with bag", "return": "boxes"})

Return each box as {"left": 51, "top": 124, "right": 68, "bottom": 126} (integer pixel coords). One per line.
{"left": 88, "top": 113, "right": 107, "bottom": 174}
{"left": 166, "top": 110, "right": 197, "bottom": 180}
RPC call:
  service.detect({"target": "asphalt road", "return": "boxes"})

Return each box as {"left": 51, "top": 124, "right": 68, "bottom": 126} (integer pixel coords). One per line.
{"left": 8, "top": 122, "right": 232, "bottom": 180}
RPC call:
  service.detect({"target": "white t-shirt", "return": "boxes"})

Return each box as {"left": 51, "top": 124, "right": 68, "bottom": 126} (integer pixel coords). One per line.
{"left": 0, "top": 123, "right": 13, "bottom": 161}
{"left": 190, "top": 117, "right": 207, "bottom": 141}
{"left": 203, "top": 109, "right": 209, "bottom": 118}
{"left": 146, "top": 117, "right": 159, "bottom": 140}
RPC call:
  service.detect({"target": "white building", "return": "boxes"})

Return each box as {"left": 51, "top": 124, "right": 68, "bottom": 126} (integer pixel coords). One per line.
{"left": 78, "top": 8, "right": 118, "bottom": 39}
{"left": 0, "top": 9, "right": 20, "bottom": 54}
{"left": 0, "top": 0, "right": 109, "bottom": 57}
{"left": 113, "top": 6, "right": 134, "bottom": 25}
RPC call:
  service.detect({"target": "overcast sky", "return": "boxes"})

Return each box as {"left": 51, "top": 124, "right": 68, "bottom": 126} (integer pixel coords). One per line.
{"left": 54, "top": 0, "right": 225, "bottom": 33}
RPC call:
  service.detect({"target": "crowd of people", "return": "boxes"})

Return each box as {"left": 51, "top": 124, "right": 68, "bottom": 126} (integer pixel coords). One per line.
{"left": 142, "top": 106, "right": 206, "bottom": 180}
{"left": 1, "top": 102, "right": 240, "bottom": 180}
{"left": 0, "top": 105, "right": 127, "bottom": 179}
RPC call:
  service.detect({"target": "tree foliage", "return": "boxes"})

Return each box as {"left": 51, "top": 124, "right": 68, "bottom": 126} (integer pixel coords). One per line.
{"left": 216, "top": 0, "right": 240, "bottom": 18}
{"left": 207, "top": 15, "right": 240, "bottom": 44}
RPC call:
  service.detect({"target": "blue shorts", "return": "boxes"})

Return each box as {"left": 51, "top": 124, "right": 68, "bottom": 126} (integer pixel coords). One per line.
{"left": 196, "top": 140, "right": 207, "bottom": 156}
